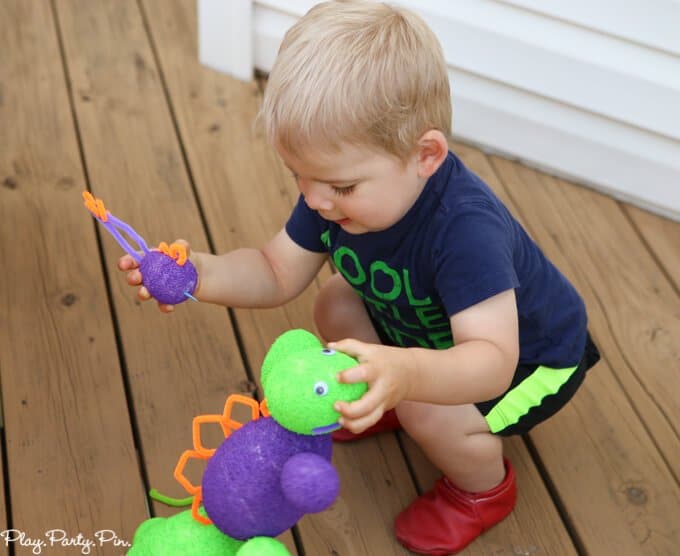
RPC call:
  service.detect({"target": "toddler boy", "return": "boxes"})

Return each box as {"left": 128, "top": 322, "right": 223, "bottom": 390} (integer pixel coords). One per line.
{"left": 120, "top": 2, "right": 599, "bottom": 554}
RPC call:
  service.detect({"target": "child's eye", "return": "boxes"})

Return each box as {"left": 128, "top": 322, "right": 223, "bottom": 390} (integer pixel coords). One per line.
{"left": 332, "top": 185, "right": 356, "bottom": 197}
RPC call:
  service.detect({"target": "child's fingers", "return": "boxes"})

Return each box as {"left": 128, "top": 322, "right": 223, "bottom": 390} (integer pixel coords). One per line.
{"left": 337, "top": 363, "right": 371, "bottom": 384}
{"left": 118, "top": 254, "right": 139, "bottom": 271}
{"left": 137, "top": 286, "right": 151, "bottom": 302}
{"left": 335, "top": 386, "right": 383, "bottom": 420}
{"left": 328, "top": 338, "right": 366, "bottom": 359}
{"left": 134, "top": 285, "right": 174, "bottom": 312}
{"left": 126, "top": 269, "right": 143, "bottom": 286}
{"left": 339, "top": 406, "right": 384, "bottom": 434}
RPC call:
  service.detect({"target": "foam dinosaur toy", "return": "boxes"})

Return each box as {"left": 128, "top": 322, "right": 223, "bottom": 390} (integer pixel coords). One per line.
{"left": 127, "top": 329, "right": 368, "bottom": 555}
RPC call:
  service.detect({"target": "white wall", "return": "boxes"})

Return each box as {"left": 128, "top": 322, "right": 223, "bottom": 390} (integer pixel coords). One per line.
{"left": 198, "top": 0, "right": 680, "bottom": 220}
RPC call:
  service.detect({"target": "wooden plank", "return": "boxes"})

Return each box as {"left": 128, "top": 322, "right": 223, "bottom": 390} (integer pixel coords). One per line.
{"left": 51, "top": 0, "right": 285, "bottom": 548}
{"left": 457, "top": 144, "right": 680, "bottom": 554}
{"left": 140, "top": 1, "right": 414, "bottom": 553}
{"left": 0, "top": 440, "right": 9, "bottom": 556}
{"left": 0, "top": 1, "right": 146, "bottom": 552}
{"left": 624, "top": 206, "right": 680, "bottom": 292}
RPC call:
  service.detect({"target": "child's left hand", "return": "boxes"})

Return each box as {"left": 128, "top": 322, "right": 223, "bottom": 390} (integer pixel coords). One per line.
{"left": 328, "top": 339, "right": 414, "bottom": 434}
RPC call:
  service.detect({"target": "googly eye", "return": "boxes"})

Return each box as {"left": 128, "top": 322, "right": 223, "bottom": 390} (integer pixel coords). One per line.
{"left": 313, "top": 381, "right": 329, "bottom": 397}
{"left": 321, "top": 348, "right": 336, "bottom": 355}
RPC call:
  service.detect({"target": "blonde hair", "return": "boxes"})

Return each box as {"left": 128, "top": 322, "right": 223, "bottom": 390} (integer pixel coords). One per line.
{"left": 259, "top": 0, "right": 451, "bottom": 162}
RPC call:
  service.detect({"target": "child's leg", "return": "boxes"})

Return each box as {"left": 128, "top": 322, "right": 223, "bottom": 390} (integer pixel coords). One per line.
{"left": 396, "top": 401, "right": 503, "bottom": 492}
{"left": 314, "top": 273, "right": 380, "bottom": 344}
{"left": 395, "top": 402, "right": 516, "bottom": 555}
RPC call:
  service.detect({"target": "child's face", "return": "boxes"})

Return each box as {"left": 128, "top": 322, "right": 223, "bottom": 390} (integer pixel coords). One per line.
{"left": 276, "top": 142, "right": 426, "bottom": 234}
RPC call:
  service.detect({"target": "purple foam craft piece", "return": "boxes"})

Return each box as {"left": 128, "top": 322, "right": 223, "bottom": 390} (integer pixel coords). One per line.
{"left": 139, "top": 250, "right": 198, "bottom": 305}
{"left": 100, "top": 212, "right": 150, "bottom": 264}
{"left": 280, "top": 452, "right": 339, "bottom": 514}
{"left": 201, "top": 416, "right": 332, "bottom": 540}
{"left": 83, "top": 193, "right": 197, "bottom": 304}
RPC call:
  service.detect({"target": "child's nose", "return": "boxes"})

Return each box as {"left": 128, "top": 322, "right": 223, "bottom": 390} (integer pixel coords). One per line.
{"left": 303, "top": 183, "right": 333, "bottom": 212}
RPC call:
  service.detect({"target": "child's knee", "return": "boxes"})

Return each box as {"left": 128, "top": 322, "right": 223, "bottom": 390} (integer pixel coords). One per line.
{"left": 396, "top": 402, "right": 445, "bottom": 445}
{"left": 396, "top": 401, "right": 490, "bottom": 443}
{"left": 314, "top": 274, "right": 365, "bottom": 341}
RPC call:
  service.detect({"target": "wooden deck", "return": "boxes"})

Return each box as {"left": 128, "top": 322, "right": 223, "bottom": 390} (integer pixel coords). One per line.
{"left": 1, "top": 1, "right": 678, "bottom": 554}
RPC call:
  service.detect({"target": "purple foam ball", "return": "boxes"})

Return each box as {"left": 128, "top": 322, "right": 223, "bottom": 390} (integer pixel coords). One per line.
{"left": 281, "top": 452, "right": 339, "bottom": 514}
{"left": 139, "top": 250, "right": 198, "bottom": 305}
{"left": 202, "top": 417, "right": 331, "bottom": 540}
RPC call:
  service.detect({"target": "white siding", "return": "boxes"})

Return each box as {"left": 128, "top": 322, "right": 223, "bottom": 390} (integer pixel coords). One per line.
{"left": 198, "top": 0, "right": 253, "bottom": 81}
{"left": 496, "top": 0, "right": 680, "bottom": 56}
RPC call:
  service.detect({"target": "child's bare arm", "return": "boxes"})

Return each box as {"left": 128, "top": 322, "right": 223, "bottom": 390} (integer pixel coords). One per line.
{"left": 410, "top": 288, "right": 519, "bottom": 402}
{"left": 195, "top": 227, "right": 326, "bottom": 308}
{"left": 119, "top": 228, "right": 326, "bottom": 311}
{"left": 332, "top": 289, "right": 519, "bottom": 432}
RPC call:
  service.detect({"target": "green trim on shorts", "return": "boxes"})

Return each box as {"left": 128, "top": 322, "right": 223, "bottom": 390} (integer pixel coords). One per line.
{"left": 485, "top": 363, "right": 579, "bottom": 433}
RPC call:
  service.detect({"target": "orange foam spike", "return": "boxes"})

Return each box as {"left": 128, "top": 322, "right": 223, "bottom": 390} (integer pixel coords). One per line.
{"left": 169, "top": 243, "right": 188, "bottom": 266}
{"left": 156, "top": 242, "right": 188, "bottom": 266}
{"left": 174, "top": 449, "right": 208, "bottom": 495}
{"left": 157, "top": 241, "right": 171, "bottom": 256}
{"left": 82, "top": 191, "right": 108, "bottom": 222}
{"left": 192, "top": 494, "right": 212, "bottom": 525}
{"left": 191, "top": 414, "right": 223, "bottom": 457}
{"left": 222, "top": 394, "right": 261, "bottom": 431}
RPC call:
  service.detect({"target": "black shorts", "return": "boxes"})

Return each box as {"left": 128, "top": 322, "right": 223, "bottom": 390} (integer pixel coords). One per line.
{"left": 475, "top": 333, "right": 600, "bottom": 436}
{"left": 367, "top": 309, "right": 600, "bottom": 437}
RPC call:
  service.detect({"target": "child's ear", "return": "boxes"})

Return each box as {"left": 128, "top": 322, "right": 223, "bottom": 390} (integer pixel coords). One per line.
{"left": 416, "top": 130, "right": 448, "bottom": 178}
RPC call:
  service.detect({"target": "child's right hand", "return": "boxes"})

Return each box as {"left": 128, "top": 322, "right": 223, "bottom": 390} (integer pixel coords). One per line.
{"left": 117, "top": 238, "right": 195, "bottom": 314}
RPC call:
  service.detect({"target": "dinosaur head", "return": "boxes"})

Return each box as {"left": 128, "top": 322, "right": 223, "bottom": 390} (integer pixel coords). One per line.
{"left": 260, "top": 329, "right": 367, "bottom": 435}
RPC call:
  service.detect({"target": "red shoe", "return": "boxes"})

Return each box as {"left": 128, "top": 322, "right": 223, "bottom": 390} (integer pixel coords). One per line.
{"left": 331, "top": 408, "right": 401, "bottom": 442}
{"left": 394, "top": 458, "right": 516, "bottom": 555}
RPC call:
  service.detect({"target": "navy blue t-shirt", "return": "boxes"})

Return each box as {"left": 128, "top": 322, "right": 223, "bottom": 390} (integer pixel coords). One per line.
{"left": 286, "top": 151, "right": 587, "bottom": 367}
